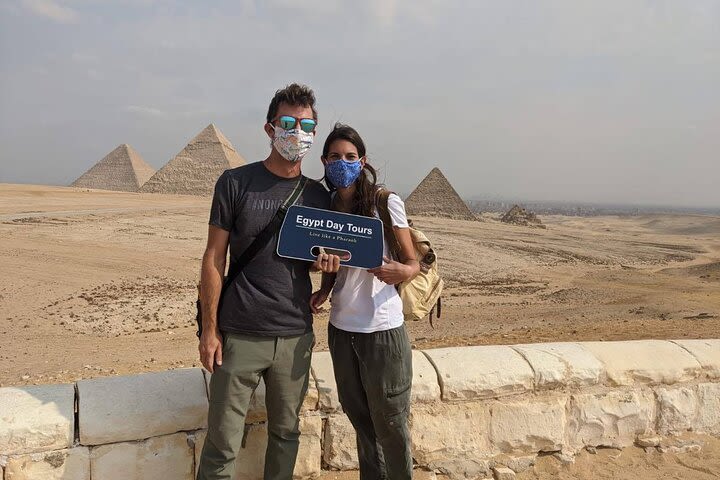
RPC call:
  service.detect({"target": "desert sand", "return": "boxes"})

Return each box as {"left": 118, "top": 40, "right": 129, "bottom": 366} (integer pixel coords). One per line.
{"left": 319, "top": 434, "right": 720, "bottom": 479}
{"left": 2, "top": 183, "right": 719, "bottom": 478}
{"left": 1, "top": 183, "right": 718, "bottom": 388}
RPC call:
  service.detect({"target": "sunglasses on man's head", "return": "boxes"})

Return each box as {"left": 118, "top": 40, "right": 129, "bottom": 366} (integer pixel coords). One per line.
{"left": 274, "top": 115, "right": 317, "bottom": 133}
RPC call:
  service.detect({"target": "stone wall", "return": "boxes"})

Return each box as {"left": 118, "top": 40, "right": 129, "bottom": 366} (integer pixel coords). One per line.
{"left": 1, "top": 339, "right": 718, "bottom": 479}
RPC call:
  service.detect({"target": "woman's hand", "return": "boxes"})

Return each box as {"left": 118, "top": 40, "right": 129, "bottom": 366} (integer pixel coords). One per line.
{"left": 309, "top": 289, "right": 331, "bottom": 313}
{"left": 367, "top": 256, "right": 418, "bottom": 285}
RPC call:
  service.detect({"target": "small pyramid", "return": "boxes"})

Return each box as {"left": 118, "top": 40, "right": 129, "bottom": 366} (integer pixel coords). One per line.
{"left": 501, "top": 204, "right": 545, "bottom": 228}
{"left": 140, "top": 124, "right": 246, "bottom": 196}
{"left": 405, "top": 167, "right": 476, "bottom": 220}
{"left": 71, "top": 144, "right": 155, "bottom": 192}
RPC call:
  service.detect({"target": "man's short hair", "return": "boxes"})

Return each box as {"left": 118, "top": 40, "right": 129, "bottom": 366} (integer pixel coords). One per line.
{"left": 266, "top": 83, "right": 318, "bottom": 123}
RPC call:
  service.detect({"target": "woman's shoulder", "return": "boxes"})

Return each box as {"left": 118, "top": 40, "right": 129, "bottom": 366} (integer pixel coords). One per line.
{"left": 374, "top": 187, "right": 408, "bottom": 227}
{"left": 375, "top": 186, "right": 402, "bottom": 199}
{"left": 383, "top": 189, "right": 405, "bottom": 208}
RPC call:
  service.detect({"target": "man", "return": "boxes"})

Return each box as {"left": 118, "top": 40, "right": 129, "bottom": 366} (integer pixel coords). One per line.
{"left": 196, "top": 83, "right": 340, "bottom": 480}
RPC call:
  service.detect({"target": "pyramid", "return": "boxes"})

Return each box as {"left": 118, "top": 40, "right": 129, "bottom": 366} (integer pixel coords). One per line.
{"left": 140, "top": 124, "right": 246, "bottom": 196}
{"left": 71, "top": 144, "right": 156, "bottom": 192}
{"left": 405, "top": 167, "right": 476, "bottom": 220}
{"left": 501, "top": 205, "right": 545, "bottom": 228}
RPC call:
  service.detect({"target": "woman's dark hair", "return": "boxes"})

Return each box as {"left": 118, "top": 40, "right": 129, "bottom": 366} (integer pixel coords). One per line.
{"left": 322, "top": 123, "right": 379, "bottom": 218}
{"left": 266, "top": 83, "right": 318, "bottom": 123}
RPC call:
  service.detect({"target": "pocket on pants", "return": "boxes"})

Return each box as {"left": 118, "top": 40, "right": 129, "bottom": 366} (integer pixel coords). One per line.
{"left": 385, "top": 381, "right": 411, "bottom": 415}
{"left": 382, "top": 357, "right": 412, "bottom": 418}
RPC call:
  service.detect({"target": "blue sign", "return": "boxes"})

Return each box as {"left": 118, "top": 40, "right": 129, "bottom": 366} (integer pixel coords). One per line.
{"left": 277, "top": 205, "right": 384, "bottom": 269}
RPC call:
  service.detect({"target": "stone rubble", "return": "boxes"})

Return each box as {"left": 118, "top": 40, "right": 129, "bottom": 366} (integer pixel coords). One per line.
{"left": 492, "top": 466, "right": 517, "bottom": 480}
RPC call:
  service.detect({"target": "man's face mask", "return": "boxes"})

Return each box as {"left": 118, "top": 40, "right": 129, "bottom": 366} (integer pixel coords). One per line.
{"left": 269, "top": 116, "right": 315, "bottom": 162}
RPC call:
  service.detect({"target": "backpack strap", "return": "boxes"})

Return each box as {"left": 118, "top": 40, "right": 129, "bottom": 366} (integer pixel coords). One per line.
{"left": 225, "top": 176, "right": 308, "bottom": 283}
{"left": 375, "top": 188, "right": 402, "bottom": 261}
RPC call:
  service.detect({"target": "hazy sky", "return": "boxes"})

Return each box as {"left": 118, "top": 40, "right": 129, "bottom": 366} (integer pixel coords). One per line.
{"left": 1, "top": 1, "right": 718, "bottom": 207}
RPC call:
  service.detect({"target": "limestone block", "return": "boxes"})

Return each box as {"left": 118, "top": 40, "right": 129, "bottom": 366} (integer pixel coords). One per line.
{"left": 430, "top": 458, "right": 493, "bottom": 479}
{"left": 413, "top": 351, "right": 441, "bottom": 403}
{"left": 656, "top": 386, "right": 698, "bottom": 434}
{"left": 323, "top": 414, "right": 358, "bottom": 470}
{"left": 581, "top": 340, "right": 701, "bottom": 386}
{"left": 4, "top": 448, "right": 90, "bottom": 480}
{"left": 568, "top": 390, "right": 655, "bottom": 449}
{"left": 0, "top": 384, "right": 75, "bottom": 455}
{"left": 290, "top": 416, "right": 322, "bottom": 480}
{"left": 493, "top": 466, "right": 516, "bottom": 480}
{"left": 505, "top": 455, "right": 536, "bottom": 473}
{"left": 671, "top": 339, "right": 720, "bottom": 379}
{"left": 311, "top": 352, "right": 340, "bottom": 412}
{"left": 411, "top": 403, "right": 493, "bottom": 466}
{"left": 90, "top": 432, "right": 194, "bottom": 480}
{"left": 636, "top": 435, "right": 662, "bottom": 447}
{"left": 412, "top": 472, "right": 440, "bottom": 480}
{"left": 203, "top": 373, "right": 319, "bottom": 424}
{"left": 192, "top": 417, "right": 322, "bottom": 479}
{"left": 78, "top": 368, "right": 208, "bottom": 445}
{"left": 511, "top": 343, "right": 604, "bottom": 388}
{"left": 490, "top": 398, "right": 566, "bottom": 453}
{"left": 696, "top": 383, "right": 720, "bottom": 435}
{"left": 553, "top": 451, "right": 575, "bottom": 464}
{"left": 424, "top": 346, "right": 534, "bottom": 401}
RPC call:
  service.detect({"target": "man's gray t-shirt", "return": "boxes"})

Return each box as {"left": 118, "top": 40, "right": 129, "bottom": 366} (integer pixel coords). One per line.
{"left": 209, "top": 161, "right": 330, "bottom": 336}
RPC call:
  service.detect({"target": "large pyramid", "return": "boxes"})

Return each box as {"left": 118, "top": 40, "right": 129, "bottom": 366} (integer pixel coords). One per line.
{"left": 71, "top": 144, "right": 155, "bottom": 192}
{"left": 405, "top": 167, "right": 476, "bottom": 220}
{"left": 140, "top": 124, "right": 246, "bottom": 195}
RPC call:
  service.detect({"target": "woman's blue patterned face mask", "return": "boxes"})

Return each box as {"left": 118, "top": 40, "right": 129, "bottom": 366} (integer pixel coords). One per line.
{"left": 325, "top": 159, "right": 363, "bottom": 188}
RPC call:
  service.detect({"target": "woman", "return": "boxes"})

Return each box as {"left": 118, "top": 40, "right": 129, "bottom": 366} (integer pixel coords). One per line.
{"left": 310, "top": 123, "right": 420, "bottom": 480}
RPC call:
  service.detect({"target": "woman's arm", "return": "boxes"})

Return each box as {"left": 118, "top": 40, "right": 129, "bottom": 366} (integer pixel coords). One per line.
{"left": 367, "top": 227, "right": 420, "bottom": 284}
{"left": 368, "top": 192, "right": 420, "bottom": 284}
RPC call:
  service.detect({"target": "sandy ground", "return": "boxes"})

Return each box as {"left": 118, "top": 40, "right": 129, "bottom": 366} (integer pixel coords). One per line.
{"left": 318, "top": 434, "right": 720, "bottom": 479}
{"left": 1, "top": 183, "right": 718, "bottom": 387}
{"left": 2, "top": 183, "right": 719, "bottom": 479}
{"left": 517, "top": 435, "right": 720, "bottom": 480}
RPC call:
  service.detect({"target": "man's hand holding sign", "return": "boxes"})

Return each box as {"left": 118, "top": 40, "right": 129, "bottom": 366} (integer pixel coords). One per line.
{"left": 311, "top": 248, "right": 341, "bottom": 273}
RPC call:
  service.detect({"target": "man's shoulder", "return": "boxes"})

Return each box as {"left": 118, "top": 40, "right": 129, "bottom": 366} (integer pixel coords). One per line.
{"left": 302, "top": 176, "right": 329, "bottom": 194}
{"left": 222, "top": 161, "right": 263, "bottom": 180}
{"left": 302, "top": 177, "right": 330, "bottom": 205}
{"left": 214, "top": 162, "right": 265, "bottom": 193}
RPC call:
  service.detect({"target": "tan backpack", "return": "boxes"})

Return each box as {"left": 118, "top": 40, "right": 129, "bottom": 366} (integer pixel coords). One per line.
{"left": 376, "top": 189, "right": 443, "bottom": 326}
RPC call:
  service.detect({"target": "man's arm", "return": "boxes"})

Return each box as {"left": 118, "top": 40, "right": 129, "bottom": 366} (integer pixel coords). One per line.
{"left": 309, "top": 271, "right": 336, "bottom": 314}
{"left": 199, "top": 225, "right": 230, "bottom": 373}
{"left": 320, "top": 271, "right": 337, "bottom": 293}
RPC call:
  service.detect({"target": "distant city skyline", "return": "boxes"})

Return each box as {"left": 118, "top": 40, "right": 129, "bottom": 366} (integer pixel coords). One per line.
{"left": 1, "top": 1, "right": 718, "bottom": 208}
